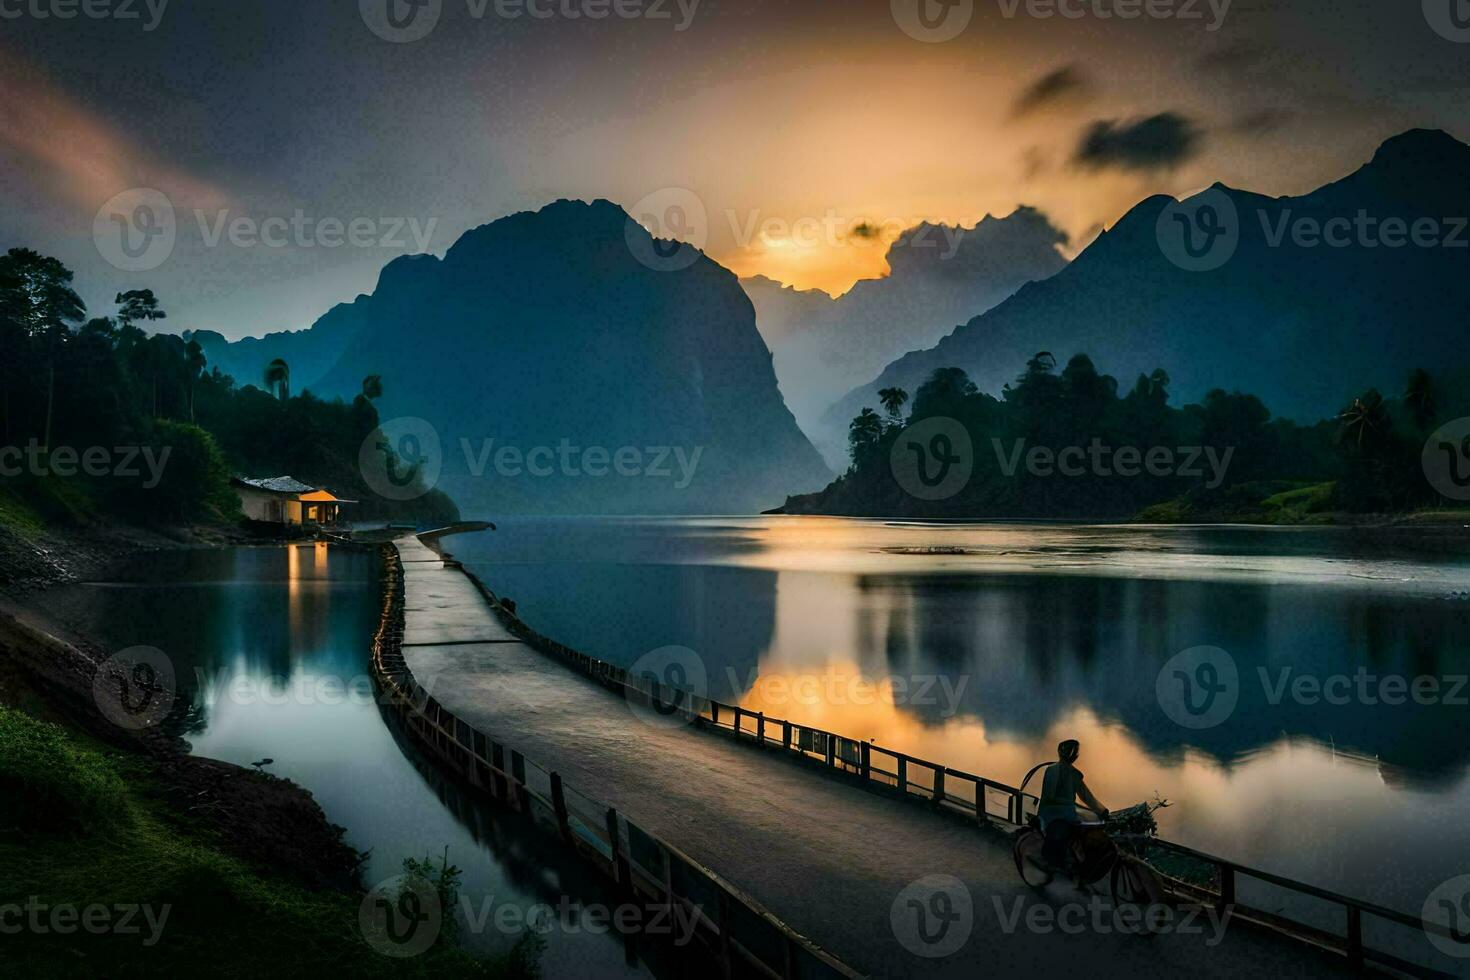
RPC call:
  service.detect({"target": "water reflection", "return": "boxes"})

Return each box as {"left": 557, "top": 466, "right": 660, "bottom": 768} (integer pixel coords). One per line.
{"left": 455, "top": 517, "right": 1470, "bottom": 916}
{"left": 38, "top": 544, "right": 652, "bottom": 977}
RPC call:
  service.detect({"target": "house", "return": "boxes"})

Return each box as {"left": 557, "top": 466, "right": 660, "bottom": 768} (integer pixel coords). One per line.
{"left": 232, "top": 476, "right": 355, "bottom": 526}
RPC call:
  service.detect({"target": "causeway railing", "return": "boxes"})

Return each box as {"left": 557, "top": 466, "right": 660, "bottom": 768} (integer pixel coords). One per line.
{"left": 456, "top": 561, "right": 1461, "bottom": 979}
{"left": 372, "top": 549, "right": 862, "bottom": 980}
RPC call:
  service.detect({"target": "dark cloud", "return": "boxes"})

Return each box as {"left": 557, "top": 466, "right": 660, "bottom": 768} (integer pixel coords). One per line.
{"left": 1230, "top": 108, "right": 1295, "bottom": 137}
{"left": 849, "top": 222, "right": 883, "bottom": 240}
{"left": 1073, "top": 113, "right": 1202, "bottom": 172}
{"left": 1010, "top": 65, "right": 1092, "bottom": 120}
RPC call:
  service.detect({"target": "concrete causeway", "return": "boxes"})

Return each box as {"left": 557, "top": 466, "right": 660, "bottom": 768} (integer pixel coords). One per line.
{"left": 392, "top": 534, "right": 1351, "bottom": 978}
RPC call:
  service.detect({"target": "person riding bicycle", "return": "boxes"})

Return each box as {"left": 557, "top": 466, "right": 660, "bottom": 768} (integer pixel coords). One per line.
{"left": 1035, "top": 739, "right": 1109, "bottom": 872}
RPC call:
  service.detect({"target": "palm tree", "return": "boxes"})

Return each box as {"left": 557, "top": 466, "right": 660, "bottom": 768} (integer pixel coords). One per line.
{"left": 878, "top": 386, "right": 909, "bottom": 423}
{"left": 361, "top": 374, "right": 383, "bottom": 401}
{"left": 1338, "top": 390, "right": 1389, "bottom": 452}
{"left": 264, "top": 358, "right": 290, "bottom": 401}
{"left": 1405, "top": 368, "right": 1436, "bottom": 432}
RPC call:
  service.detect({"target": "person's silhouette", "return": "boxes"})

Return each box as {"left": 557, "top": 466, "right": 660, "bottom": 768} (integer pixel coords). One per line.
{"left": 1036, "top": 739, "right": 1109, "bottom": 872}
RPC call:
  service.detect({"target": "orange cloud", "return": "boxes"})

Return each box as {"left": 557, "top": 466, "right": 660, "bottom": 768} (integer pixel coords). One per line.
{"left": 0, "top": 49, "right": 229, "bottom": 213}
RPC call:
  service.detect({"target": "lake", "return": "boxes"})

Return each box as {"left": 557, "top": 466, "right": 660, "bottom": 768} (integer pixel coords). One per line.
{"left": 452, "top": 516, "right": 1470, "bottom": 923}
{"left": 39, "top": 544, "right": 654, "bottom": 978}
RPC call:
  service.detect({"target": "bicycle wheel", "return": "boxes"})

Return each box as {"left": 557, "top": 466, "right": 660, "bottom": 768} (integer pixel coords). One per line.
{"left": 1110, "top": 856, "right": 1168, "bottom": 937}
{"left": 1013, "top": 828, "right": 1052, "bottom": 888}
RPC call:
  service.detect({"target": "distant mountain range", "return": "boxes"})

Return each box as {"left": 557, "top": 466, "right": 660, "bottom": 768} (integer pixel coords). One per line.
{"left": 743, "top": 208, "right": 1068, "bottom": 466}
{"left": 196, "top": 200, "right": 832, "bottom": 515}
{"left": 823, "top": 129, "right": 1470, "bottom": 444}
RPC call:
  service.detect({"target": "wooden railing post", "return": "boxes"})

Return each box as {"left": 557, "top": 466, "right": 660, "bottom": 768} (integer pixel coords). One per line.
{"left": 757, "top": 712, "right": 765, "bottom": 745}
{"left": 550, "top": 771, "right": 573, "bottom": 846}
{"left": 1346, "top": 906, "right": 1363, "bottom": 971}
{"left": 710, "top": 701, "right": 719, "bottom": 727}
{"left": 1218, "top": 865, "right": 1236, "bottom": 913}
{"left": 898, "top": 756, "right": 908, "bottom": 796}
{"left": 860, "top": 742, "right": 871, "bottom": 782}
{"left": 933, "top": 768, "right": 946, "bottom": 806}
{"left": 605, "top": 807, "right": 629, "bottom": 888}
{"left": 824, "top": 733, "right": 836, "bottom": 769}
{"left": 782, "top": 720, "right": 791, "bottom": 751}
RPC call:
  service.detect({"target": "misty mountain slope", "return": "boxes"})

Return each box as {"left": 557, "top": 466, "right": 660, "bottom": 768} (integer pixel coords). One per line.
{"left": 187, "top": 295, "right": 373, "bottom": 393}
{"left": 743, "top": 207, "right": 1068, "bottom": 463}
{"left": 824, "top": 129, "right": 1470, "bottom": 439}
{"left": 307, "top": 199, "right": 831, "bottom": 515}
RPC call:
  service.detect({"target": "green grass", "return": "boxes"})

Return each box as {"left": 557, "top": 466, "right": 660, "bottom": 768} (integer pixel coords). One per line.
{"left": 0, "top": 706, "right": 522, "bottom": 978}
{"left": 1259, "top": 481, "right": 1337, "bottom": 524}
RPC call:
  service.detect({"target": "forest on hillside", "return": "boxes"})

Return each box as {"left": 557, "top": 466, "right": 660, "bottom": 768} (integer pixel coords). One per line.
{"left": 0, "top": 248, "right": 457, "bottom": 529}
{"left": 782, "top": 351, "right": 1462, "bottom": 522}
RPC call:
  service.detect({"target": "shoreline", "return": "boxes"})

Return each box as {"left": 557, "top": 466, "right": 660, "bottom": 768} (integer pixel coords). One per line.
{"left": 0, "top": 528, "right": 367, "bottom": 891}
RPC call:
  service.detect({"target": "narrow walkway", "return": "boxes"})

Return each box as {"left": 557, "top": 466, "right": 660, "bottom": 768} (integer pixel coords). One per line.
{"left": 393, "top": 537, "right": 1347, "bottom": 978}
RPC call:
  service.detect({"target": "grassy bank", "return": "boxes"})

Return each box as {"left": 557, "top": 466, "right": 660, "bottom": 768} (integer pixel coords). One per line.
{"left": 0, "top": 703, "right": 529, "bottom": 978}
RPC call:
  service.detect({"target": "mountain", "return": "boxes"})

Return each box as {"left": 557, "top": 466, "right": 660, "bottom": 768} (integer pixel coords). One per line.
{"left": 744, "top": 207, "right": 1068, "bottom": 466}
{"left": 187, "top": 297, "right": 372, "bottom": 394}
{"left": 824, "top": 129, "right": 1470, "bottom": 442}
{"left": 300, "top": 199, "right": 830, "bottom": 515}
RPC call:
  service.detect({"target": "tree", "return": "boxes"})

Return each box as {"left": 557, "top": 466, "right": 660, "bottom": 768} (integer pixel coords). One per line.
{"left": 878, "top": 387, "right": 908, "bottom": 423}
{"left": 1405, "top": 368, "right": 1437, "bottom": 432}
{"left": 361, "top": 374, "right": 383, "bottom": 401}
{"left": 848, "top": 408, "right": 885, "bottom": 466}
{"left": 186, "top": 340, "right": 207, "bottom": 422}
{"left": 1338, "top": 390, "right": 1389, "bottom": 452}
{"left": 0, "top": 249, "right": 86, "bottom": 449}
{"left": 264, "top": 359, "right": 291, "bottom": 401}
{"left": 114, "top": 289, "right": 166, "bottom": 329}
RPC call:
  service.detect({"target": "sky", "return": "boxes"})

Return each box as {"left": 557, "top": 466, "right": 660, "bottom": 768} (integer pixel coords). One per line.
{"left": 2, "top": 0, "right": 1468, "bottom": 340}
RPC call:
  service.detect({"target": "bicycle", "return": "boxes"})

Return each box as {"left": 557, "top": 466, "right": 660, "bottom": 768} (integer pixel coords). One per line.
{"left": 1011, "top": 801, "right": 1171, "bottom": 934}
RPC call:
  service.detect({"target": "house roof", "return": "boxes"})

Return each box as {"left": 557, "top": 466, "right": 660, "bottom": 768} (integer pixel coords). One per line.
{"left": 232, "top": 476, "right": 318, "bottom": 495}
{"left": 299, "top": 489, "right": 357, "bottom": 504}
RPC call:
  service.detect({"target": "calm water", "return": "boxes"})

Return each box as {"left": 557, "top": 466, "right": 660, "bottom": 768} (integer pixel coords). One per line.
{"left": 453, "top": 517, "right": 1470, "bottom": 923}
{"left": 41, "top": 544, "right": 651, "bottom": 978}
